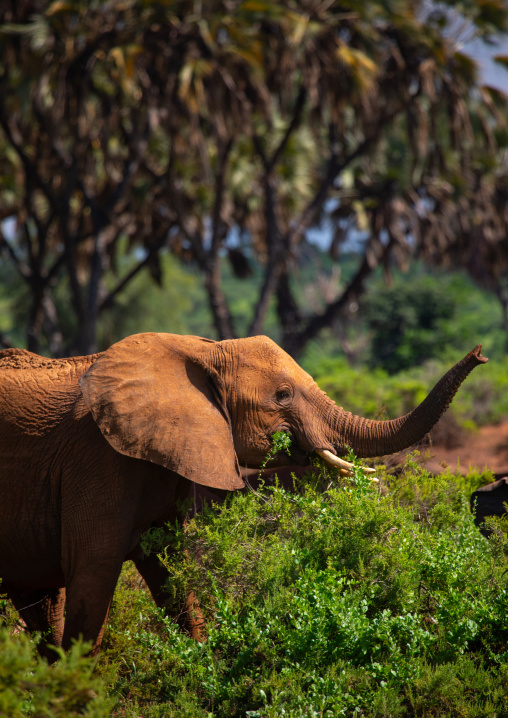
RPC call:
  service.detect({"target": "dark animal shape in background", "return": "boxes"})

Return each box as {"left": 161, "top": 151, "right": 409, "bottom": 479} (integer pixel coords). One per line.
{"left": 470, "top": 477, "right": 508, "bottom": 537}
{"left": 0, "top": 334, "right": 487, "bottom": 660}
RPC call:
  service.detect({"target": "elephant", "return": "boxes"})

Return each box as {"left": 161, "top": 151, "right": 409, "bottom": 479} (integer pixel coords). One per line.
{"left": 0, "top": 333, "right": 487, "bottom": 660}
{"left": 470, "top": 476, "right": 508, "bottom": 537}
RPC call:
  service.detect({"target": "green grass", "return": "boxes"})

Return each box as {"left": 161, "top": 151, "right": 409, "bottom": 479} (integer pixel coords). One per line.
{"left": 2, "top": 459, "right": 508, "bottom": 717}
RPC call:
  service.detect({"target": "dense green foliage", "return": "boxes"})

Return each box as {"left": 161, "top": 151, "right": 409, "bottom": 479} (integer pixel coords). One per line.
{"left": 0, "top": 630, "right": 112, "bottom": 717}
{"left": 2, "top": 458, "right": 508, "bottom": 716}
{"left": 97, "top": 460, "right": 508, "bottom": 717}
{"left": 301, "top": 263, "right": 506, "bottom": 370}
{"left": 362, "top": 275, "right": 474, "bottom": 374}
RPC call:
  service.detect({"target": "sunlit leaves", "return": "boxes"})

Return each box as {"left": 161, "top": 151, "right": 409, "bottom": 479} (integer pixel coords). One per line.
{"left": 0, "top": 0, "right": 507, "bottom": 354}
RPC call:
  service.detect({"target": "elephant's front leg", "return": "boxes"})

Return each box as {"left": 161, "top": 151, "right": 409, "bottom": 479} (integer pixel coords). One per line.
{"left": 59, "top": 452, "right": 142, "bottom": 655}
{"left": 62, "top": 559, "right": 124, "bottom": 656}
{"left": 131, "top": 481, "right": 227, "bottom": 642}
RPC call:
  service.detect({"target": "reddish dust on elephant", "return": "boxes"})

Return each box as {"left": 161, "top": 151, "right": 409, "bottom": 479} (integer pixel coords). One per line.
{"left": 0, "top": 335, "right": 488, "bottom": 660}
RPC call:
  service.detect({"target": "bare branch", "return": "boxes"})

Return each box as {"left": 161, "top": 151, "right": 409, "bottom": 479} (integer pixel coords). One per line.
{"left": 268, "top": 85, "right": 307, "bottom": 172}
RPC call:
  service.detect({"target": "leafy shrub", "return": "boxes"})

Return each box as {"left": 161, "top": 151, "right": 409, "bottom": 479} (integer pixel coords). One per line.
{"left": 361, "top": 275, "right": 458, "bottom": 374}
{"left": 97, "top": 459, "right": 508, "bottom": 717}
{"left": 0, "top": 629, "right": 112, "bottom": 717}
{"left": 3, "top": 444, "right": 506, "bottom": 717}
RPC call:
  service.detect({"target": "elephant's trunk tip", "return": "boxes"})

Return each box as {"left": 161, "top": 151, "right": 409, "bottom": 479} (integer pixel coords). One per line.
{"left": 471, "top": 344, "right": 488, "bottom": 365}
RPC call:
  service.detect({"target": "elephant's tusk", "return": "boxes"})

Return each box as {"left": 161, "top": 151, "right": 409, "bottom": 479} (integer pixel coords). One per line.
{"left": 316, "top": 449, "right": 354, "bottom": 470}
{"left": 316, "top": 449, "right": 378, "bottom": 481}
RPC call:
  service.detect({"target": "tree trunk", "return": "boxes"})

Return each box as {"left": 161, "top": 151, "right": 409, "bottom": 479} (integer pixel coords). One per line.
{"left": 248, "top": 172, "right": 285, "bottom": 337}
{"left": 277, "top": 270, "right": 303, "bottom": 354}
{"left": 205, "top": 264, "right": 236, "bottom": 340}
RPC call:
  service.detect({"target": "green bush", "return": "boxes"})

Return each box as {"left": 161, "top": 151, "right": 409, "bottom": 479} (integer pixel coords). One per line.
{"left": 96, "top": 460, "right": 508, "bottom": 717}
{"left": 361, "top": 275, "right": 458, "bottom": 374}
{"left": 3, "top": 446, "right": 506, "bottom": 717}
{"left": 358, "top": 269, "right": 506, "bottom": 375}
{"left": 0, "top": 629, "right": 113, "bottom": 717}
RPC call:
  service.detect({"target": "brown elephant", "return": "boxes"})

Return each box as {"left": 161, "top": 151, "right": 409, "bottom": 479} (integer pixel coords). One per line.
{"left": 0, "top": 333, "right": 487, "bottom": 660}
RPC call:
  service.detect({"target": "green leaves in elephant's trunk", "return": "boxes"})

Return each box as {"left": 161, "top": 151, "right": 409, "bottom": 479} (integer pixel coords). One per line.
{"left": 330, "top": 345, "right": 488, "bottom": 460}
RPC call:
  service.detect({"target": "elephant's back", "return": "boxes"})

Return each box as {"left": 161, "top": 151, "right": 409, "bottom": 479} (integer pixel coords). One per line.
{"left": 0, "top": 353, "right": 99, "bottom": 437}
{"left": 0, "top": 349, "right": 101, "bottom": 371}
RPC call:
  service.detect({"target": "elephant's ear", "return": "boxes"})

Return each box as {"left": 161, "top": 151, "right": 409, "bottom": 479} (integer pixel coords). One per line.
{"left": 79, "top": 333, "right": 244, "bottom": 491}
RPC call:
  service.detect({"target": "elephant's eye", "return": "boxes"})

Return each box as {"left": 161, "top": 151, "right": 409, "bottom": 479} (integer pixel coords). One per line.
{"left": 275, "top": 386, "right": 293, "bottom": 404}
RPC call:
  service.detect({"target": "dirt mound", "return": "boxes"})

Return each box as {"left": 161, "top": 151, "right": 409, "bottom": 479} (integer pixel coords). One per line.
{"left": 419, "top": 418, "right": 508, "bottom": 477}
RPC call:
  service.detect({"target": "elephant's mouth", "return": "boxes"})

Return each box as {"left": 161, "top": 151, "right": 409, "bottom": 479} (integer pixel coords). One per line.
{"left": 284, "top": 442, "right": 309, "bottom": 466}
{"left": 268, "top": 433, "right": 377, "bottom": 480}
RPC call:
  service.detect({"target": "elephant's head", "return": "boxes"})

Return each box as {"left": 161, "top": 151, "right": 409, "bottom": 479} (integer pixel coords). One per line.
{"left": 79, "top": 333, "right": 487, "bottom": 490}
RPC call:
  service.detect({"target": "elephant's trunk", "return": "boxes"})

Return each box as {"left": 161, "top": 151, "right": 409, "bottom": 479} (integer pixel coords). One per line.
{"left": 328, "top": 345, "right": 487, "bottom": 459}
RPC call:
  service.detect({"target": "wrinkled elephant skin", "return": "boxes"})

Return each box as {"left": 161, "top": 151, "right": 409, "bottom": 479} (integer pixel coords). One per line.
{"left": 0, "top": 333, "right": 487, "bottom": 659}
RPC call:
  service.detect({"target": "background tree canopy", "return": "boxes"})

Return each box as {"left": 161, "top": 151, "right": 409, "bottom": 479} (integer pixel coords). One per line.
{"left": 0, "top": 0, "right": 507, "bottom": 357}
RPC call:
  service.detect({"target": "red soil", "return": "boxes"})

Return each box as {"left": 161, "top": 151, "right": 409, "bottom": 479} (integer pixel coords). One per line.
{"left": 418, "top": 419, "right": 508, "bottom": 477}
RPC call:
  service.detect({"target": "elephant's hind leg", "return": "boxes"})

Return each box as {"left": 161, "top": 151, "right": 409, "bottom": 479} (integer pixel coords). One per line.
{"left": 6, "top": 586, "right": 66, "bottom": 662}
{"left": 134, "top": 549, "right": 206, "bottom": 641}
{"left": 181, "top": 589, "right": 205, "bottom": 641}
